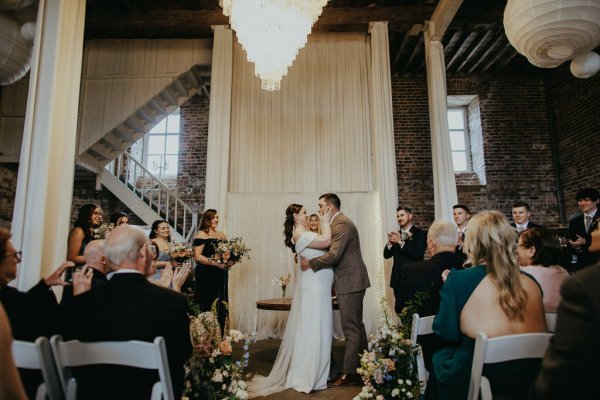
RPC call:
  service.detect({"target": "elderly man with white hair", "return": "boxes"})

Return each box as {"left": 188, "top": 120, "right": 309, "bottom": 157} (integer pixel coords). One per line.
{"left": 62, "top": 224, "right": 192, "bottom": 400}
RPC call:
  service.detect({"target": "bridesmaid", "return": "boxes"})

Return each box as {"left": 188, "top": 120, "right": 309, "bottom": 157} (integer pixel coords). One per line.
{"left": 149, "top": 220, "right": 172, "bottom": 270}
{"left": 193, "top": 209, "right": 229, "bottom": 332}
{"left": 67, "top": 204, "right": 102, "bottom": 266}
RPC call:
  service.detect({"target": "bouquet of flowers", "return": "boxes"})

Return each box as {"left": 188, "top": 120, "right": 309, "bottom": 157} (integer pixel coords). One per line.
{"left": 354, "top": 298, "right": 420, "bottom": 400}
{"left": 271, "top": 273, "right": 291, "bottom": 298}
{"left": 169, "top": 242, "right": 194, "bottom": 263}
{"left": 92, "top": 223, "right": 114, "bottom": 239}
{"left": 211, "top": 237, "right": 251, "bottom": 266}
{"left": 184, "top": 301, "right": 252, "bottom": 400}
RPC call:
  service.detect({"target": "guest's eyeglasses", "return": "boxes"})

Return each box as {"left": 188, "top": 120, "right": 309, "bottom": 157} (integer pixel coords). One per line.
{"left": 1, "top": 251, "right": 22, "bottom": 263}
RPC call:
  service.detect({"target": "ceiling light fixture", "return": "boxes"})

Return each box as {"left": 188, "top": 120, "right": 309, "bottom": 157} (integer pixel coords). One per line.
{"left": 220, "top": 0, "right": 329, "bottom": 91}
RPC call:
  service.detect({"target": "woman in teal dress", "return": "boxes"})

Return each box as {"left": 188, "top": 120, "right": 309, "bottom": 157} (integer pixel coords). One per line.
{"left": 426, "top": 211, "right": 547, "bottom": 400}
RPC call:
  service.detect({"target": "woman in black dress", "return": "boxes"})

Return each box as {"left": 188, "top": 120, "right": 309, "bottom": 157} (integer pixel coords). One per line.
{"left": 67, "top": 204, "right": 102, "bottom": 266}
{"left": 193, "top": 209, "right": 229, "bottom": 331}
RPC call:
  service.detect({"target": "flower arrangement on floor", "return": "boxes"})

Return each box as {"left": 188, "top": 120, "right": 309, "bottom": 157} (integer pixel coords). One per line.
{"left": 211, "top": 237, "right": 251, "bottom": 267}
{"left": 169, "top": 242, "right": 194, "bottom": 263}
{"left": 184, "top": 301, "right": 252, "bottom": 400}
{"left": 92, "top": 223, "right": 114, "bottom": 239}
{"left": 354, "top": 298, "right": 420, "bottom": 400}
{"left": 271, "top": 273, "right": 291, "bottom": 298}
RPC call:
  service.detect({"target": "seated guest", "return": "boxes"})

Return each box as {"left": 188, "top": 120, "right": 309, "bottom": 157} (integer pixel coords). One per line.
{"left": 426, "top": 211, "right": 546, "bottom": 400}
{"left": 516, "top": 227, "right": 569, "bottom": 313}
{"left": 0, "top": 304, "right": 27, "bottom": 400}
{"left": 0, "top": 228, "right": 72, "bottom": 397}
{"left": 533, "top": 261, "right": 600, "bottom": 399}
{"left": 453, "top": 204, "right": 471, "bottom": 261}
{"left": 61, "top": 239, "right": 109, "bottom": 298}
{"left": 398, "top": 220, "right": 464, "bottom": 370}
{"left": 109, "top": 211, "right": 129, "bottom": 226}
{"left": 62, "top": 225, "right": 192, "bottom": 400}
{"left": 511, "top": 201, "right": 541, "bottom": 233}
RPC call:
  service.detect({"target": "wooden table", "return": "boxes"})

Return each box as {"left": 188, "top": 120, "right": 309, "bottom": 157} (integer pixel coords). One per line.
{"left": 256, "top": 297, "right": 340, "bottom": 311}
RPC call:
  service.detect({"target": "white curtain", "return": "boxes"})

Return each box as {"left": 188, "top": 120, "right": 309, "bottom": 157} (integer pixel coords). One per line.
{"left": 216, "top": 32, "right": 393, "bottom": 338}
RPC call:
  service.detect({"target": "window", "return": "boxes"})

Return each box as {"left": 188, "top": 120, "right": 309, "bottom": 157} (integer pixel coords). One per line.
{"left": 144, "top": 109, "right": 180, "bottom": 178}
{"left": 447, "top": 107, "right": 471, "bottom": 172}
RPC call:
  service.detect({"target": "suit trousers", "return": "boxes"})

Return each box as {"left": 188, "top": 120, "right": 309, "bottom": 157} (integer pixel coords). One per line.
{"left": 337, "top": 290, "right": 368, "bottom": 374}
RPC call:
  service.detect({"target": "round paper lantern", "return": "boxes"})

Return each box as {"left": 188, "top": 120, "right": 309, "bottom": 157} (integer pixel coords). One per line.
{"left": 570, "top": 51, "right": 600, "bottom": 78}
{"left": 0, "top": 13, "right": 33, "bottom": 85}
{"left": 504, "top": 0, "right": 600, "bottom": 77}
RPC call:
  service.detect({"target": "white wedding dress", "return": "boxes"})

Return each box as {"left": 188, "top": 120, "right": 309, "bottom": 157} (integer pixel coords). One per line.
{"left": 249, "top": 231, "right": 334, "bottom": 396}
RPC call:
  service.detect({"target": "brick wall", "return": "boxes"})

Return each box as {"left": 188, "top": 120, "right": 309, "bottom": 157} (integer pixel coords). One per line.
{"left": 0, "top": 164, "right": 18, "bottom": 229}
{"left": 392, "top": 75, "right": 561, "bottom": 228}
{"left": 547, "top": 64, "right": 600, "bottom": 220}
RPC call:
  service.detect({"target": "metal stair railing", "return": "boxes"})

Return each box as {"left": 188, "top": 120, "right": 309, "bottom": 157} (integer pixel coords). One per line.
{"left": 106, "top": 152, "right": 197, "bottom": 242}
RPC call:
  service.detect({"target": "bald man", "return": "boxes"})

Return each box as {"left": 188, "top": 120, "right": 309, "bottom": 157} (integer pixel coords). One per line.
{"left": 62, "top": 240, "right": 108, "bottom": 299}
{"left": 62, "top": 225, "right": 192, "bottom": 399}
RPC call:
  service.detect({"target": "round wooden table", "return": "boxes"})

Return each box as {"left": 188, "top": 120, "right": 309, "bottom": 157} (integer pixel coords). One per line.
{"left": 255, "top": 297, "right": 340, "bottom": 311}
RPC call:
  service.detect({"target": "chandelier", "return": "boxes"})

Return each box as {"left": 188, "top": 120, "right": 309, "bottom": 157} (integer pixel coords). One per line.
{"left": 220, "top": 0, "right": 329, "bottom": 91}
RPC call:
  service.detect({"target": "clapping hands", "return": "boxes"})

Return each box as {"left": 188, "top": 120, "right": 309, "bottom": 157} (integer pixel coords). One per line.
{"left": 155, "top": 262, "right": 192, "bottom": 292}
{"left": 43, "top": 261, "right": 75, "bottom": 287}
{"left": 72, "top": 266, "right": 94, "bottom": 295}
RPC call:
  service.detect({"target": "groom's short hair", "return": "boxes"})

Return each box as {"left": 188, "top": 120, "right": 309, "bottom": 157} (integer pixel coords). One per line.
{"left": 320, "top": 193, "right": 341, "bottom": 209}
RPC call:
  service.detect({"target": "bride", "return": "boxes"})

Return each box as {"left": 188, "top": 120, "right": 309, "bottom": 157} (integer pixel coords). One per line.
{"left": 249, "top": 203, "right": 333, "bottom": 396}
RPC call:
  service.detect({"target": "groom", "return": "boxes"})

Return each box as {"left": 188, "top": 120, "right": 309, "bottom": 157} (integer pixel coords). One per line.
{"left": 301, "top": 193, "right": 370, "bottom": 386}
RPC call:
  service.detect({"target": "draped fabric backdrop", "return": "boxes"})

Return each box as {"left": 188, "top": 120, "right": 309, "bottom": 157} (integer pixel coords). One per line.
{"left": 205, "top": 30, "right": 397, "bottom": 338}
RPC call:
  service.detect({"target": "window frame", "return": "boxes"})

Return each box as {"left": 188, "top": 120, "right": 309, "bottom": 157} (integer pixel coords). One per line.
{"left": 142, "top": 108, "right": 180, "bottom": 178}
{"left": 447, "top": 106, "right": 472, "bottom": 173}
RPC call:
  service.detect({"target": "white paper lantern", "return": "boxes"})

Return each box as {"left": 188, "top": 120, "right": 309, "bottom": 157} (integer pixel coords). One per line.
{"left": 0, "top": 12, "right": 33, "bottom": 85}
{"left": 570, "top": 51, "right": 600, "bottom": 78}
{"left": 504, "top": 0, "right": 600, "bottom": 77}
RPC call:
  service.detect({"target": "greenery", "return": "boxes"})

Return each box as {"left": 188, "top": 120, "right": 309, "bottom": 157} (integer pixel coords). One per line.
{"left": 183, "top": 300, "right": 252, "bottom": 400}
{"left": 398, "top": 288, "right": 431, "bottom": 338}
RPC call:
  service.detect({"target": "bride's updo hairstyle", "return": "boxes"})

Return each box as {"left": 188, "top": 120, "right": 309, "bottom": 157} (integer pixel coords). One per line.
{"left": 284, "top": 204, "right": 303, "bottom": 251}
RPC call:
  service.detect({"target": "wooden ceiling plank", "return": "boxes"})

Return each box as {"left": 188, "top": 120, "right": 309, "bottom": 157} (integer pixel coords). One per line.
{"left": 443, "top": 29, "right": 463, "bottom": 57}
{"left": 403, "top": 34, "right": 424, "bottom": 73}
{"left": 481, "top": 42, "right": 513, "bottom": 73}
{"left": 485, "top": 45, "right": 518, "bottom": 73}
{"left": 455, "top": 28, "right": 494, "bottom": 72}
{"left": 445, "top": 31, "right": 478, "bottom": 71}
{"left": 391, "top": 31, "right": 413, "bottom": 71}
{"left": 466, "top": 31, "right": 505, "bottom": 74}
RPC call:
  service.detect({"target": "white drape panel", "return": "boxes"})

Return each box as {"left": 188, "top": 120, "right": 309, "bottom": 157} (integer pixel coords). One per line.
{"left": 205, "top": 26, "right": 233, "bottom": 224}
{"left": 227, "top": 193, "right": 382, "bottom": 339}
{"left": 12, "top": 0, "right": 86, "bottom": 290}
{"left": 424, "top": 28, "right": 457, "bottom": 221}
{"left": 368, "top": 22, "right": 399, "bottom": 306}
{"left": 228, "top": 33, "right": 373, "bottom": 193}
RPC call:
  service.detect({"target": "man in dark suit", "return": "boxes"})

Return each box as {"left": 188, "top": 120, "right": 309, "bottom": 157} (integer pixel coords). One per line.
{"left": 301, "top": 193, "right": 371, "bottom": 387}
{"left": 510, "top": 201, "right": 542, "bottom": 233}
{"left": 61, "top": 239, "right": 108, "bottom": 300}
{"left": 62, "top": 225, "right": 192, "bottom": 399}
{"left": 568, "top": 188, "right": 599, "bottom": 270}
{"left": 384, "top": 206, "right": 427, "bottom": 314}
{"left": 396, "top": 220, "right": 464, "bottom": 371}
{"left": 533, "top": 261, "right": 600, "bottom": 399}
{"left": 453, "top": 204, "right": 471, "bottom": 261}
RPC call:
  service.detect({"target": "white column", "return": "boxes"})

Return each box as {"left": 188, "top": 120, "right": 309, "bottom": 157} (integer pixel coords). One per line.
{"left": 205, "top": 26, "right": 233, "bottom": 223}
{"left": 424, "top": 26, "right": 458, "bottom": 221}
{"left": 11, "top": 0, "right": 86, "bottom": 291}
{"left": 368, "top": 22, "right": 398, "bottom": 302}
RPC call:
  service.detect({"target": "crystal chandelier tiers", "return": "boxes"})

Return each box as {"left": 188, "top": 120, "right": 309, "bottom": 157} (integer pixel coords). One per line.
{"left": 220, "top": 0, "right": 329, "bottom": 91}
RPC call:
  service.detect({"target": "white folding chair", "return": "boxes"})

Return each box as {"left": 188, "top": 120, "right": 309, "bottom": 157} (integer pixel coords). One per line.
{"left": 467, "top": 332, "right": 553, "bottom": 400}
{"left": 12, "top": 337, "right": 63, "bottom": 400}
{"left": 50, "top": 335, "right": 174, "bottom": 400}
{"left": 545, "top": 312, "right": 557, "bottom": 332}
{"left": 410, "top": 313, "right": 436, "bottom": 394}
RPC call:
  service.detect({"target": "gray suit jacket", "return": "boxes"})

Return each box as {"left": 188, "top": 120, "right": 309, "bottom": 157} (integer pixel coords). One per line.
{"left": 308, "top": 213, "right": 371, "bottom": 295}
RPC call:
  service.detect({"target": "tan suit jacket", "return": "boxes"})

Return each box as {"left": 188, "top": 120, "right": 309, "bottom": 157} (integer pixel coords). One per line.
{"left": 309, "top": 213, "right": 370, "bottom": 295}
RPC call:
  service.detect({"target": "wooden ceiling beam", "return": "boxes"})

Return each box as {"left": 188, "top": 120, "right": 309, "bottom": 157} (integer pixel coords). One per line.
{"left": 466, "top": 32, "right": 505, "bottom": 74}
{"left": 455, "top": 28, "right": 494, "bottom": 73}
{"left": 85, "top": 6, "right": 435, "bottom": 38}
{"left": 427, "top": 0, "right": 463, "bottom": 40}
{"left": 445, "top": 31, "right": 478, "bottom": 71}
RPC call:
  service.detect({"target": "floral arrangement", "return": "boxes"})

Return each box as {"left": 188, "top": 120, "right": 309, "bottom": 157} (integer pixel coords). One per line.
{"left": 271, "top": 273, "right": 291, "bottom": 298}
{"left": 184, "top": 301, "right": 252, "bottom": 400}
{"left": 92, "top": 223, "right": 114, "bottom": 239}
{"left": 211, "top": 237, "right": 251, "bottom": 266}
{"left": 169, "top": 242, "right": 194, "bottom": 262}
{"left": 354, "top": 298, "right": 420, "bottom": 400}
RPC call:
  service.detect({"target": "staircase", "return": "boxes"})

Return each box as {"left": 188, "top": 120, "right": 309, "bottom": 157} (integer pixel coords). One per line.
{"left": 102, "top": 153, "right": 197, "bottom": 243}
{"left": 74, "top": 64, "right": 209, "bottom": 242}
{"left": 76, "top": 64, "right": 211, "bottom": 173}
